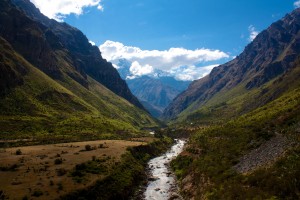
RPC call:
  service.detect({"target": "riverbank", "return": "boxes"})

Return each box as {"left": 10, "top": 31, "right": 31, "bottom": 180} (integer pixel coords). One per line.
{"left": 60, "top": 137, "right": 174, "bottom": 200}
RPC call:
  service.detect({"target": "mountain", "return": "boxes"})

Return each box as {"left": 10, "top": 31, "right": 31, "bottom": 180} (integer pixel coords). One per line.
{"left": 169, "top": 9, "right": 300, "bottom": 199}
{"left": 8, "top": 0, "right": 144, "bottom": 110}
{"left": 127, "top": 76, "right": 190, "bottom": 117}
{"left": 0, "top": 0, "right": 158, "bottom": 142}
{"left": 115, "top": 59, "right": 191, "bottom": 117}
{"left": 163, "top": 8, "right": 300, "bottom": 122}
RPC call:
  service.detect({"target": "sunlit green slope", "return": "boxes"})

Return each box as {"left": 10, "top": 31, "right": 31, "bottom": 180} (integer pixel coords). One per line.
{"left": 0, "top": 37, "right": 158, "bottom": 144}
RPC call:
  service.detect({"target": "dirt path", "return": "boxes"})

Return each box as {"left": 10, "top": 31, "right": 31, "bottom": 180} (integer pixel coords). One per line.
{"left": 233, "top": 134, "right": 292, "bottom": 174}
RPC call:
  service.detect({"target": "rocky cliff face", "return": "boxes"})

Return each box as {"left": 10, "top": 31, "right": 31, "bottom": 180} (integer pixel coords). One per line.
{"left": 1, "top": 0, "right": 144, "bottom": 110}
{"left": 163, "top": 8, "right": 300, "bottom": 120}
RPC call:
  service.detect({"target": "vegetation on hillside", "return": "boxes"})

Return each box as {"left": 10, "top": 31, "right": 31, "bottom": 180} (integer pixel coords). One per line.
{"left": 171, "top": 80, "right": 300, "bottom": 199}
{"left": 0, "top": 37, "right": 158, "bottom": 147}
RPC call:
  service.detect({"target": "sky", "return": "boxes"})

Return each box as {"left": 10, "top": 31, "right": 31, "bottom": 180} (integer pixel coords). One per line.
{"left": 30, "top": 0, "right": 298, "bottom": 81}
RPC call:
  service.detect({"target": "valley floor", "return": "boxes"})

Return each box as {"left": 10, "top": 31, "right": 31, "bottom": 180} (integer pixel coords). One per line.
{"left": 0, "top": 139, "right": 152, "bottom": 200}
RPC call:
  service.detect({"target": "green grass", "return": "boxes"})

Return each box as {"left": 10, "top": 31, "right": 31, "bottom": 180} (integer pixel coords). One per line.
{"left": 171, "top": 59, "right": 300, "bottom": 127}
{"left": 171, "top": 85, "right": 300, "bottom": 199}
{"left": 0, "top": 37, "right": 158, "bottom": 146}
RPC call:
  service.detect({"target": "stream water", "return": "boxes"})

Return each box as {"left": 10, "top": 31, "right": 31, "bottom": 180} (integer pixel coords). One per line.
{"left": 143, "top": 139, "right": 186, "bottom": 200}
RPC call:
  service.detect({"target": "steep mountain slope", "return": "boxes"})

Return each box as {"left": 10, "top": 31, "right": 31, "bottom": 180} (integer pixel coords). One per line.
{"left": 116, "top": 59, "right": 191, "bottom": 117}
{"left": 168, "top": 9, "right": 300, "bottom": 199}
{"left": 171, "top": 61, "right": 300, "bottom": 199}
{"left": 163, "top": 8, "right": 300, "bottom": 122}
{"left": 126, "top": 76, "right": 190, "bottom": 117}
{"left": 4, "top": 0, "right": 144, "bottom": 110}
{"left": 0, "top": 0, "right": 157, "bottom": 143}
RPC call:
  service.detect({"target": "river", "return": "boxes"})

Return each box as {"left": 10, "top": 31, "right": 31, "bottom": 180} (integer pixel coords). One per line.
{"left": 143, "top": 139, "right": 186, "bottom": 200}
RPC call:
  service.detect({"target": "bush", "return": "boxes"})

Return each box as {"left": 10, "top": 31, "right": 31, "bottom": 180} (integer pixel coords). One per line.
{"left": 32, "top": 190, "right": 43, "bottom": 197}
{"left": 85, "top": 145, "right": 92, "bottom": 151}
{"left": 22, "top": 196, "right": 28, "bottom": 200}
{"left": 56, "top": 168, "right": 67, "bottom": 176}
{"left": 57, "top": 183, "right": 63, "bottom": 191}
{"left": 54, "top": 158, "right": 63, "bottom": 165}
{"left": 16, "top": 149, "right": 22, "bottom": 155}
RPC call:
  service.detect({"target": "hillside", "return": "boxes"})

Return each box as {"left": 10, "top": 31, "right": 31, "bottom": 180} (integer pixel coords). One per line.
{"left": 171, "top": 63, "right": 300, "bottom": 198}
{"left": 167, "top": 8, "right": 300, "bottom": 200}
{"left": 0, "top": 0, "right": 158, "bottom": 145}
{"left": 163, "top": 8, "right": 300, "bottom": 123}
{"left": 3, "top": 0, "right": 144, "bottom": 110}
{"left": 126, "top": 76, "right": 190, "bottom": 118}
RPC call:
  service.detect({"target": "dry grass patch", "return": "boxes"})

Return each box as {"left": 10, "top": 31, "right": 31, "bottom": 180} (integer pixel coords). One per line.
{"left": 0, "top": 140, "right": 146, "bottom": 199}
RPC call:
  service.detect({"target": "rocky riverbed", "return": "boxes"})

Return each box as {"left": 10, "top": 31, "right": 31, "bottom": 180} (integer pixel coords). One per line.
{"left": 143, "top": 139, "right": 186, "bottom": 200}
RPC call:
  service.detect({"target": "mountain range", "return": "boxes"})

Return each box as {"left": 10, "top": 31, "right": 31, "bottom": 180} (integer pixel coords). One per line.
{"left": 116, "top": 59, "right": 191, "bottom": 117}
{"left": 0, "top": 0, "right": 158, "bottom": 141}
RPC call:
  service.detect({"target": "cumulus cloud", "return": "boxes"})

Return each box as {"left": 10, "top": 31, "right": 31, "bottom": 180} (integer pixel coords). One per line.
{"left": 128, "top": 61, "right": 154, "bottom": 79}
{"left": 294, "top": 0, "right": 300, "bottom": 8}
{"left": 99, "top": 40, "right": 228, "bottom": 80}
{"left": 30, "top": 0, "right": 104, "bottom": 21}
{"left": 248, "top": 25, "right": 259, "bottom": 42}
{"left": 170, "top": 65, "right": 219, "bottom": 81}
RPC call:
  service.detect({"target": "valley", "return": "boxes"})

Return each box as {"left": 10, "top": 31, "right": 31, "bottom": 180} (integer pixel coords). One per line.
{"left": 0, "top": 0, "right": 300, "bottom": 199}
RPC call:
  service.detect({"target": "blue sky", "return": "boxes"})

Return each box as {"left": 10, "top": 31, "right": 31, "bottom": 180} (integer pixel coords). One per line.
{"left": 30, "top": 0, "right": 298, "bottom": 80}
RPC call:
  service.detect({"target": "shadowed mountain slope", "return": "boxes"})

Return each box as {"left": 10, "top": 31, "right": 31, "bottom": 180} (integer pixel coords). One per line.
{"left": 0, "top": 0, "right": 158, "bottom": 143}
{"left": 5, "top": 0, "right": 144, "bottom": 110}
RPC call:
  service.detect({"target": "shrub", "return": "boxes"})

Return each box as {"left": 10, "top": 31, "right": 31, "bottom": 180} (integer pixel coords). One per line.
{"left": 85, "top": 145, "right": 92, "bottom": 151}
{"left": 32, "top": 190, "right": 43, "bottom": 197}
{"left": 16, "top": 149, "right": 22, "bottom": 155}
{"left": 54, "top": 158, "right": 63, "bottom": 165}
{"left": 22, "top": 196, "right": 28, "bottom": 200}
{"left": 56, "top": 168, "right": 67, "bottom": 176}
{"left": 57, "top": 183, "right": 63, "bottom": 191}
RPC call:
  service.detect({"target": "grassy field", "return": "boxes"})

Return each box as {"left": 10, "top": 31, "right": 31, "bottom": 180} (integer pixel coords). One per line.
{"left": 0, "top": 139, "right": 153, "bottom": 200}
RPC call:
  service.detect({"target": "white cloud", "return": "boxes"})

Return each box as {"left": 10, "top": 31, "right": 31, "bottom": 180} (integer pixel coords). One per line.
{"left": 248, "top": 25, "right": 259, "bottom": 42}
{"left": 170, "top": 65, "right": 219, "bottom": 81}
{"left": 128, "top": 61, "right": 154, "bottom": 79}
{"left": 89, "top": 40, "right": 96, "bottom": 46}
{"left": 294, "top": 0, "right": 300, "bottom": 8}
{"left": 99, "top": 40, "right": 229, "bottom": 80}
{"left": 30, "top": 0, "right": 104, "bottom": 21}
{"left": 97, "top": 4, "right": 104, "bottom": 11}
